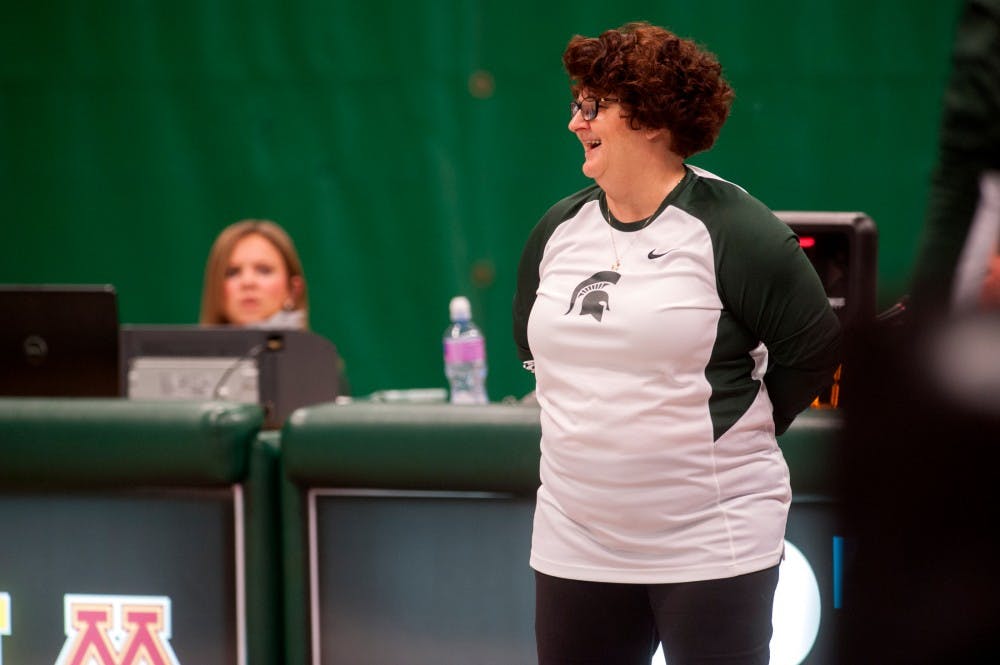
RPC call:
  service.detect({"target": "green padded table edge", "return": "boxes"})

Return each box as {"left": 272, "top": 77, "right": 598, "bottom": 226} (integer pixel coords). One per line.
{"left": 281, "top": 402, "right": 543, "bottom": 495}
{"left": 282, "top": 402, "right": 841, "bottom": 497}
{"left": 0, "top": 398, "right": 264, "bottom": 488}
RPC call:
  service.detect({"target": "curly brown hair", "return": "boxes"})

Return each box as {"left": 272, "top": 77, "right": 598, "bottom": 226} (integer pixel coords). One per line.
{"left": 563, "top": 22, "right": 734, "bottom": 158}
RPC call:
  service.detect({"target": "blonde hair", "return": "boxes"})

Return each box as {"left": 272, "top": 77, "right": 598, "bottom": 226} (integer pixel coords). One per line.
{"left": 199, "top": 219, "right": 309, "bottom": 326}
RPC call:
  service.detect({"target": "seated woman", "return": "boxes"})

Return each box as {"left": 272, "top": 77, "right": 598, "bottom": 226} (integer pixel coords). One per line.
{"left": 200, "top": 219, "right": 308, "bottom": 329}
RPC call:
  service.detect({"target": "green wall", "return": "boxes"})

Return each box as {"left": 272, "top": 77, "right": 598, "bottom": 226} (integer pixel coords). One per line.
{"left": 0, "top": 1, "right": 962, "bottom": 399}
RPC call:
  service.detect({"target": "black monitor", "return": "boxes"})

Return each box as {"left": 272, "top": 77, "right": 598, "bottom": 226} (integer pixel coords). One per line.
{"left": 120, "top": 325, "right": 344, "bottom": 428}
{"left": 0, "top": 487, "right": 242, "bottom": 662}
{"left": 0, "top": 284, "right": 120, "bottom": 397}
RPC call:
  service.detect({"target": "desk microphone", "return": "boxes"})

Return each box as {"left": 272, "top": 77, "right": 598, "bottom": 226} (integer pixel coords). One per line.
{"left": 210, "top": 335, "right": 284, "bottom": 400}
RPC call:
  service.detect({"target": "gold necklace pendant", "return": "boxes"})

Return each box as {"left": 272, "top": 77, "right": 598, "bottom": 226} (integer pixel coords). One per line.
{"left": 603, "top": 186, "right": 675, "bottom": 270}
{"left": 607, "top": 211, "right": 651, "bottom": 271}
{"left": 609, "top": 224, "right": 621, "bottom": 270}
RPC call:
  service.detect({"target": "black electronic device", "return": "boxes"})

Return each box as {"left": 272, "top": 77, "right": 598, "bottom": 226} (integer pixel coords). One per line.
{"left": 776, "top": 211, "right": 879, "bottom": 332}
{"left": 775, "top": 212, "right": 878, "bottom": 410}
{"left": 0, "top": 284, "right": 121, "bottom": 397}
{"left": 120, "top": 325, "right": 344, "bottom": 429}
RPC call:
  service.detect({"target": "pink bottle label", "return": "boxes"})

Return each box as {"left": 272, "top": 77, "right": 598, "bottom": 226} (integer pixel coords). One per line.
{"left": 444, "top": 337, "right": 485, "bottom": 363}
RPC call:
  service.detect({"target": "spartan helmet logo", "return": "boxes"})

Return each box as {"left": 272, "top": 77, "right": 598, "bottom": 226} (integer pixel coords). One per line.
{"left": 564, "top": 270, "right": 621, "bottom": 322}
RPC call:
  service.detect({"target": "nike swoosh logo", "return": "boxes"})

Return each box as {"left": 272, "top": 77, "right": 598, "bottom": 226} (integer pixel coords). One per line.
{"left": 647, "top": 249, "right": 675, "bottom": 259}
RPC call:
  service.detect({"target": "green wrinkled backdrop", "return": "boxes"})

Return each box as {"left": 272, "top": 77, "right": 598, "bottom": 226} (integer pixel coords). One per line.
{"left": 0, "top": 1, "right": 963, "bottom": 399}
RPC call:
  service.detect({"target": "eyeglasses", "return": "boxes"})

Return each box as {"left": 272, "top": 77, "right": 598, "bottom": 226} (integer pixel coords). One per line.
{"left": 569, "top": 96, "right": 620, "bottom": 121}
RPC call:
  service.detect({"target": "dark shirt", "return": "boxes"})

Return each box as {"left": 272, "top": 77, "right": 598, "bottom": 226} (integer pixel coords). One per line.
{"left": 909, "top": 0, "right": 1000, "bottom": 320}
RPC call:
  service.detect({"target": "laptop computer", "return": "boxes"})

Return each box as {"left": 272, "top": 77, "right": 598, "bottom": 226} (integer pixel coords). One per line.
{"left": 0, "top": 284, "right": 121, "bottom": 397}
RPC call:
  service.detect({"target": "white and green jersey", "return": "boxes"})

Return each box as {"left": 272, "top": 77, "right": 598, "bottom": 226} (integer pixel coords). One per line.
{"left": 513, "top": 165, "right": 841, "bottom": 584}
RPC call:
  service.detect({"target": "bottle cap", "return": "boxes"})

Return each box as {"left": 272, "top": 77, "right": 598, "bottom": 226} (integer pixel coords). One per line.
{"left": 449, "top": 295, "right": 471, "bottom": 322}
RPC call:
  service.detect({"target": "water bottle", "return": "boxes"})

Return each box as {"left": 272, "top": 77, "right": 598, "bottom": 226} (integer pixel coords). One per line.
{"left": 443, "top": 295, "right": 489, "bottom": 404}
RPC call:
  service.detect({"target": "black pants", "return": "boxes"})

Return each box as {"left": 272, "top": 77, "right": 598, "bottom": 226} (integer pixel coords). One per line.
{"left": 535, "top": 565, "right": 779, "bottom": 665}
